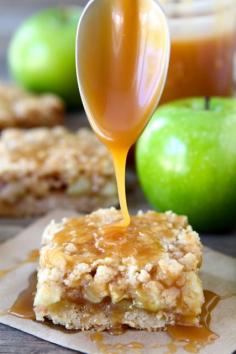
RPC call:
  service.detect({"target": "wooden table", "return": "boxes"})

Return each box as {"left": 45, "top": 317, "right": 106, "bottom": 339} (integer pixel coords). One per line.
{"left": 0, "top": 1, "right": 235, "bottom": 353}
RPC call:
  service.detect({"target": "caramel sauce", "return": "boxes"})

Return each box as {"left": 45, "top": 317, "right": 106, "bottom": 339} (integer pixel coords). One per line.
{"left": 26, "top": 249, "right": 39, "bottom": 263}
{"left": 0, "top": 249, "right": 39, "bottom": 279}
{"left": 9, "top": 272, "right": 37, "bottom": 320}
{"left": 89, "top": 290, "right": 221, "bottom": 354}
{"left": 167, "top": 290, "right": 220, "bottom": 353}
{"left": 77, "top": 0, "right": 170, "bottom": 226}
{"left": 161, "top": 32, "right": 235, "bottom": 103}
{"left": 9, "top": 272, "right": 222, "bottom": 354}
{"left": 51, "top": 212, "right": 185, "bottom": 268}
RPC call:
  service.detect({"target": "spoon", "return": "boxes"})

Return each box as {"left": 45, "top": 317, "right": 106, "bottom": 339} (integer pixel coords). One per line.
{"left": 76, "top": 0, "right": 170, "bottom": 226}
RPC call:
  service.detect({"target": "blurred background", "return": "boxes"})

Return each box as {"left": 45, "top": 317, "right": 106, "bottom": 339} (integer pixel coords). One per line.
{"left": 0, "top": 0, "right": 87, "bottom": 80}
{"left": 0, "top": 0, "right": 235, "bottom": 104}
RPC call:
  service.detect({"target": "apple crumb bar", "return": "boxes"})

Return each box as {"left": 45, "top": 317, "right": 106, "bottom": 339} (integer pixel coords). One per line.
{"left": 34, "top": 208, "right": 204, "bottom": 331}
{"left": 0, "top": 127, "right": 117, "bottom": 216}
{"left": 0, "top": 82, "right": 64, "bottom": 128}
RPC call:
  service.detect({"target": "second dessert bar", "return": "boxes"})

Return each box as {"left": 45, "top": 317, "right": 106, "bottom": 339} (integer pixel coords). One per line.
{"left": 0, "top": 127, "right": 117, "bottom": 216}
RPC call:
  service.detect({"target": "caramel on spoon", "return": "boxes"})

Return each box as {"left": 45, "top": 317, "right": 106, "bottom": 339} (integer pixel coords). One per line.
{"left": 76, "top": 0, "right": 170, "bottom": 226}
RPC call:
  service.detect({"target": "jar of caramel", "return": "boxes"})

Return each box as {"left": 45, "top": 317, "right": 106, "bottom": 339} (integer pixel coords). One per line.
{"left": 160, "top": 0, "right": 236, "bottom": 103}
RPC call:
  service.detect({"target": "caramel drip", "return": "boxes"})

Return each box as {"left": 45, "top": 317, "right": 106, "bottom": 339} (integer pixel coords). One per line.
{"left": 111, "top": 147, "right": 130, "bottom": 226}
{"left": 167, "top": 290, "right": 220, "bottom": 353}
{"left": 26, "top": 249, "right": 39, "bottom": 263}
{"left": 8, "top": 269, "right": 223, "bottom": 354}
{"left": 161, "top": 33, "right": 235, "bottom": 104}
{"left": 0, "top": 249, "right": 39, "bottom": 279}
{"left": 77, "top": 0, "right": 169, "bottom": 226}
{"left": 89, "top": 290, "right": 221, "bottom": 354}
{"left": 8, "top": 272, "right": 37, "bottom": 320}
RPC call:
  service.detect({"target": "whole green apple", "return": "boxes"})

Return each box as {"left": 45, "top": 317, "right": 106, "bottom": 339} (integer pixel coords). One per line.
{"left": 8, "top": 7, "right": 82, "bottom": 107}
{"left": 136, "top": 98, "right": 236, "bottom": 232}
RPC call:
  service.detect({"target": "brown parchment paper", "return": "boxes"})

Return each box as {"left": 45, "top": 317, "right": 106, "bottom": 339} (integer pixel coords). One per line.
{"left": 0, "top": 209, "right": 235, "bottom": 354}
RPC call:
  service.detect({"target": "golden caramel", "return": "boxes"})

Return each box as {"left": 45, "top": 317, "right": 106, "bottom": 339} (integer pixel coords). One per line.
{"left": 10, "top": 275, "right": 219, "bottom": 348}
{"left": 51, "top": 211, "right": 188, "bottom": 268}
{"left": 77, "top": 0, "right": 169, "bottom": 225}
{"left": 88, "top": 291, "right": 220, "bottom": 353}
{"left": 167, "top": 290, "right": 220, "bottom": 352}
{"left": 161, "top": 32, "right": 235, "bottom": 103}
{"left": 9, "top": 272, "right": 36, "bottom": 320}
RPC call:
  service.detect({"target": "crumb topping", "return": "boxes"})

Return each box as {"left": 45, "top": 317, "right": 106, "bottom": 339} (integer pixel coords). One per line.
{"left": 35, "top": 208, "right": 203, "bottom": 320}
{"left": 0, "top": 82, "right": 64, "bottom": 128}
{"left": 0, "top": 127, "right": 116, "bottom": 200}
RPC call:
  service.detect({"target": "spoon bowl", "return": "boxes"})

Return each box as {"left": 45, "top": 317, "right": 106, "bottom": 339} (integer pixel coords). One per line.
{"left": 76, "top": 0, "right": 170, "bottom": 226}
{"left": 76, "top": 0, "right": 170, "bottom": 148}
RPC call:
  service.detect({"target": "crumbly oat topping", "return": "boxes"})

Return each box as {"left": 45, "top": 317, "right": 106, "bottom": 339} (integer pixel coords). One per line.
{"left": 0, "top": 82, "right": 64, "bottom": 128}
{"left": 0, "top": 127, "right": 116, "bottom": 201}
{"left": 34, "top": 208, "right": 204, "bottom": 329}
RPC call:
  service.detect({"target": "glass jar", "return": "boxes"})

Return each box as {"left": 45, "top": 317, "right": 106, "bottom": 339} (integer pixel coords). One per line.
{"left": 159, "top": 0, "right": 236, "bottom": 103}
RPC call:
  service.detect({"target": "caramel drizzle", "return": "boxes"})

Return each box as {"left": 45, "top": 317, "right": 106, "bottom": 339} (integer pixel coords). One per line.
{"left": 0, "top": 250, "right": 39, "bottom": 317}
{"left": 77, "top": 0, "right": 169, "bottom": 227}
{"left": 90, "top": 290, "right": 223, "bottom": 354}
{"left": 53, "top": 213, "right": 168, "bottom": 268}
{"left": 165, "top": 290, "right": 220, "bottom": 353}
{"left": 8, "top": 272, "right": 37, "bottom": 320}
{"left": 7, "top": 271, "right": 233, "bottom": 354}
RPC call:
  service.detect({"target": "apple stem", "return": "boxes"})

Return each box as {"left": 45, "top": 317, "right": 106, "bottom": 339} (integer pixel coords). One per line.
{"left": 205, "top": 96, "right": 210, "bottom": 110}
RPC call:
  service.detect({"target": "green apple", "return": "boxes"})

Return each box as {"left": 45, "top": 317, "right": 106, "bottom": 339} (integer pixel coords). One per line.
{"left": 136, "top": 97, "right": 236, "bottom": 232}
{"left": 8, "top": 7, "right": 82, "bottom": 107}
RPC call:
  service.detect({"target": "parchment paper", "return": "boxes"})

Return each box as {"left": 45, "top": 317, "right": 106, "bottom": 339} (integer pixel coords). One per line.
{"left": 0, "top": 210, "right": 235, "bottom": 354}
